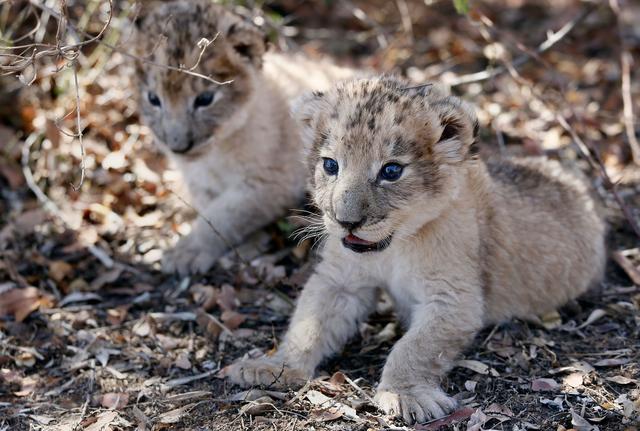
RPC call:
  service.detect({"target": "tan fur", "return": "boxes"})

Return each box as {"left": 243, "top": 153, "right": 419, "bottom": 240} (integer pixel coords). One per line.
{"left": 133, "top": 1, "right": 354, "bottom": 274}
{"left": 225, "top": 76, "right": 607, "bottom": 424}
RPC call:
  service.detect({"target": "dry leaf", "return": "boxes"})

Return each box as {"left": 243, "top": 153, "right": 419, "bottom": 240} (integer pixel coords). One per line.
{"left": 563, "top": 372, "right": 584, "bottom": 388}
{"left": 0, "top": 286, "right": 53, "bottom": 322}
{"left": 196, "top": 310, "right": 223, "bottom": 339}
{"left": 15, "top": 352, "right": 36, "bottom": 368}
{"left": 221, "top": 310, "right": 246, "bottom": 329}
{"left": 550, "top": 361, "right": 595, "bottom": 375}
{"left": 593, "top": 358, "right": 630, "bottom": 367}
{"left": 156, "top": 334, "right": 181, "bottom": 351}
{"left": 464, "top": 380, "right": 478, "bottom": 392}
{"left": 456, "top": 359, "right": 500, "bottom": 376}
{"left": 14, "top": 375, "right": 37, "bottom": 396}
{"left": 239, "top": 396, "right": 275, "bottom": 416}
{"left": 573, "top": 309, "right": 607, "bottom": 330}
{"left": 101, "top": 392, "right": 129, "bottom": 410}
{"left": 306, "top": 390, "right": 358, "bottom": 421}
{"left": 415, "top": 407, "right": 475, "bottom": 430}
{"left": 191, "top": 284, "right": 218, "bottom": 310}
{"left": 485, "top": 403, "right": 513, "bottom": 422}
{"left": 310, "top": 407, "right": 344, "bottom": 422}
{"left": 174, "top": 353, "right": 192, "bottom": 370}
{"left": 605, "top": 375, "right": 636, "bottom": 385}
{"left": 90, "top": 267, "right": 123, "bottom": 290}
{"left": 571, "top": 409, "right": 599, "bottom": 431}
{"left": 157, "top": 403, "right": 196, "bottom": 424}
{"left": 132, "top": 318, "right": 152, "bottom": 337}
{"left": 531, "top": 378, "right": 560, "bottom": 392}
{"left": 217, "top": 284, "right": 238, "bottom": 311}
{"left": 229, "top": 389, "right": 287, "bottom": 402}
{"left": 49, "top": 260, "right": 73, "bottom": 283}
{"left": 84, "top": 410, "right": 131, "bottom": 431}
{"left": 106, "top": 305, "right": 129, "bottom": 326}
{"left": 466, "top": 408, "right": 488, "bottom": 431}
{"left": 612, "top": 250, "right": 640, "bottom": 285}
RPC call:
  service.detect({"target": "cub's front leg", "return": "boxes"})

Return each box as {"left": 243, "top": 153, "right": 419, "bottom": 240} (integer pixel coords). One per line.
{"left": 162, "top": 186, "right": 291, "bottom": 275}
{"left": 226, "top": 259, "right": 378, "bottom": 388}
{"left": 375, "top": 285, "right": 484, "bottom": 424}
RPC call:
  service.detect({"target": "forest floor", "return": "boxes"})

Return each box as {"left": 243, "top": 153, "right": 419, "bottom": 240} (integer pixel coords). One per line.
{"left": 1, "top": 0, "right": 639, "bottom": 430}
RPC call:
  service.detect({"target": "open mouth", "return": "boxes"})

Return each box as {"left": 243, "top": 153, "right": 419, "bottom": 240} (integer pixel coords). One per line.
{"left": 342, "top": 233, "right": 392, "bottom": 253}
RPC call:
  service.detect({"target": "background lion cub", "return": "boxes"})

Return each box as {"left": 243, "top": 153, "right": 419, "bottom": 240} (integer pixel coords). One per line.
{"left": 133, "top": 1, "right": 353, "bottom": 274}
{"left": 225, "top": 77, "right": 607, "bottom": 423}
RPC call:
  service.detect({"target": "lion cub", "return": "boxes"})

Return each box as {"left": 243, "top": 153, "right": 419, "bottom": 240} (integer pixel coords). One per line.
{"left": 133, "top": 1, "right": 353, "bottom": 274}
{"left": 225, "top": 77, "right": 607, "bottom": 423}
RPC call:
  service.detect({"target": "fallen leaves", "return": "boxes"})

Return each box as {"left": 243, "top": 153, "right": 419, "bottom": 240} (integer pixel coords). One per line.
{"left": 531, "top": 377, "right": 560, "bottom": 392}
{"left": 100, "top": 392, "right": 129, "bottom": 410}
{"left": 84, "top": 410, "right": 131, "bottom": 431}
{"left": 305, "top": 389, "right": 359, "bottom": 422}
{"left": 0, "top": 285, "right": 54, "bottom": 322}
{"left": 613, "top": 249, "right": 640, "bottom": 285}
{"left": 0, "top": 369, "right": 38, "bottom": 396}
{"left": 456, "top": 359, "right": 500, "bottom": 377}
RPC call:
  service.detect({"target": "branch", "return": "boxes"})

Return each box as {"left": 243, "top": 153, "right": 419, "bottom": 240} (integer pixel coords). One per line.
{"left": 474, "top": 10, "right": 640, "bottom": 240}
{"left": 448, "top": 3, "right": 598, "bottom": 87}
{"left": 610, "top": 0, "right": 640, "bottom": 165}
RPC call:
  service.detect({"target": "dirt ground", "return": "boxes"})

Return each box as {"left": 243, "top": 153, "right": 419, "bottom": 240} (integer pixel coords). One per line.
{"left": 1, "top": 0, "right": 639, "bottom": 430}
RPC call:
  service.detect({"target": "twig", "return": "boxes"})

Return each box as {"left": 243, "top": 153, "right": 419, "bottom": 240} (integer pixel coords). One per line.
{"left": 70, "top": 63, "right": 85, "bottom": 190}
{"left": 161, "top": 368, "right": 220, "bottom": 390}
{"left": 26, "top": 0, "right": 232, "bottom": 86}
{"left": 449, "top": 4, "right": 598, "bottom": 87}
{"left": 344, "top": 375, "right": 376, "bottom": 405}
{"left": 21, "top": 134, "right": 147, "bottom": 271}
{"left": 610, "top": 0, "right": 640, "bottom": 165}
{"left": 395, "top": 0, "right": 414, "bottom": 44}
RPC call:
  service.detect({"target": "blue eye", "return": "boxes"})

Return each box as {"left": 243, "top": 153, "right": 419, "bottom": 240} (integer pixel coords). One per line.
{"left": 379, "top": 163, "right": 404, "bottom": 181}
{"left": 194, "top": 91, "right": 215, "bottom": 108}
{"left": 323, "top": 158, "right": 339, "bottom": 176}
{"left": 148, "top": 91, "right": 161, "bottom": 107}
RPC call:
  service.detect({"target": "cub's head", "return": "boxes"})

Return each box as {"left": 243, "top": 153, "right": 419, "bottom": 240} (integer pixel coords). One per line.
{"left": 133, "top": 1, "right": 266, "bottom": 156}
{"left": 295, "top": 76, "right": 479, "bottom": 253}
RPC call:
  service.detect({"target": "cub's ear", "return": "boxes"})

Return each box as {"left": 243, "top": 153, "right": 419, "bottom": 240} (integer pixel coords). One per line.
{"left": 292, "top": 90, "right": 330, "bottom": 155}
{"left": 432, "top": 97, "right": 479, "bottom": 163}
{"left": 225, "top": 21, "right": 266, "bottom": 67}
{"left": 292, "top": 90, "right": 327, "bottom": 127}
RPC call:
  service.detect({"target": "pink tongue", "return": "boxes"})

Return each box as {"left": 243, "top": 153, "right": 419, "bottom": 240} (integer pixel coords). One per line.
{"left": 345, "top": 234, "right": 375, "bottom": 245}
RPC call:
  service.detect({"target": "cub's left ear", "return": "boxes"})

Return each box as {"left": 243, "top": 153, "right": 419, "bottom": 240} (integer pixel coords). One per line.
{"left": 433, "top": 97, "right": 479, "bottom": 163}
{"left": 292, "top": 90, "right": 330, "bottom": 154}
{"left": 292, "top": 90, "right": 327, "bottom": 127}
{"left": 225, "top": 21, "right": 267, "bottom": 68}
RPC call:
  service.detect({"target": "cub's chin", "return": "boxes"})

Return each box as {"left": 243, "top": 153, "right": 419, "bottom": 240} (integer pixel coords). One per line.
{"left": 341, "top": 233, "right": 392, "bottom": 253}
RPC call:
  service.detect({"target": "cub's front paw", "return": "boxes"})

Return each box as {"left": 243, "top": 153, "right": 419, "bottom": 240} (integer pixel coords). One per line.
{"left": 223, "top": 357, "right": 311, "bottom": 389}
{"left": 162, "top": 234, "right": 222, "bottom": 276}
{"left": 374, "top": 384, "right": 457, "bottom": 424}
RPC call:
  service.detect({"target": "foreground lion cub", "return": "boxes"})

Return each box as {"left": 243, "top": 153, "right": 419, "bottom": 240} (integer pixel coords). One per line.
{"left": 225, "top": 77, "right": 607, "bottom": 423}
{"left": 133, "top": 1, "right": 352, "bottom": 274}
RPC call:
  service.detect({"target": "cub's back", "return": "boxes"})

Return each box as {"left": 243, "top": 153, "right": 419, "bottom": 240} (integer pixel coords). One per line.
{"left": 480, "top": 158, "right": 606, "bottom": 321}
{"left": 263, "top": 52, "right": 359, "bottom": 101}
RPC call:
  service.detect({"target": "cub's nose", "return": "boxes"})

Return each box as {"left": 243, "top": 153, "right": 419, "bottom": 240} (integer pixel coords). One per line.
{"left": 336, "top": 217, "right": 366, "bottom": 231}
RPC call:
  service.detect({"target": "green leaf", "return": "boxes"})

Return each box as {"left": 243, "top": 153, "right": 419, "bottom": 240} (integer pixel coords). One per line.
{"left": 453, "top": 0, "right": 470, "bottom": 14}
